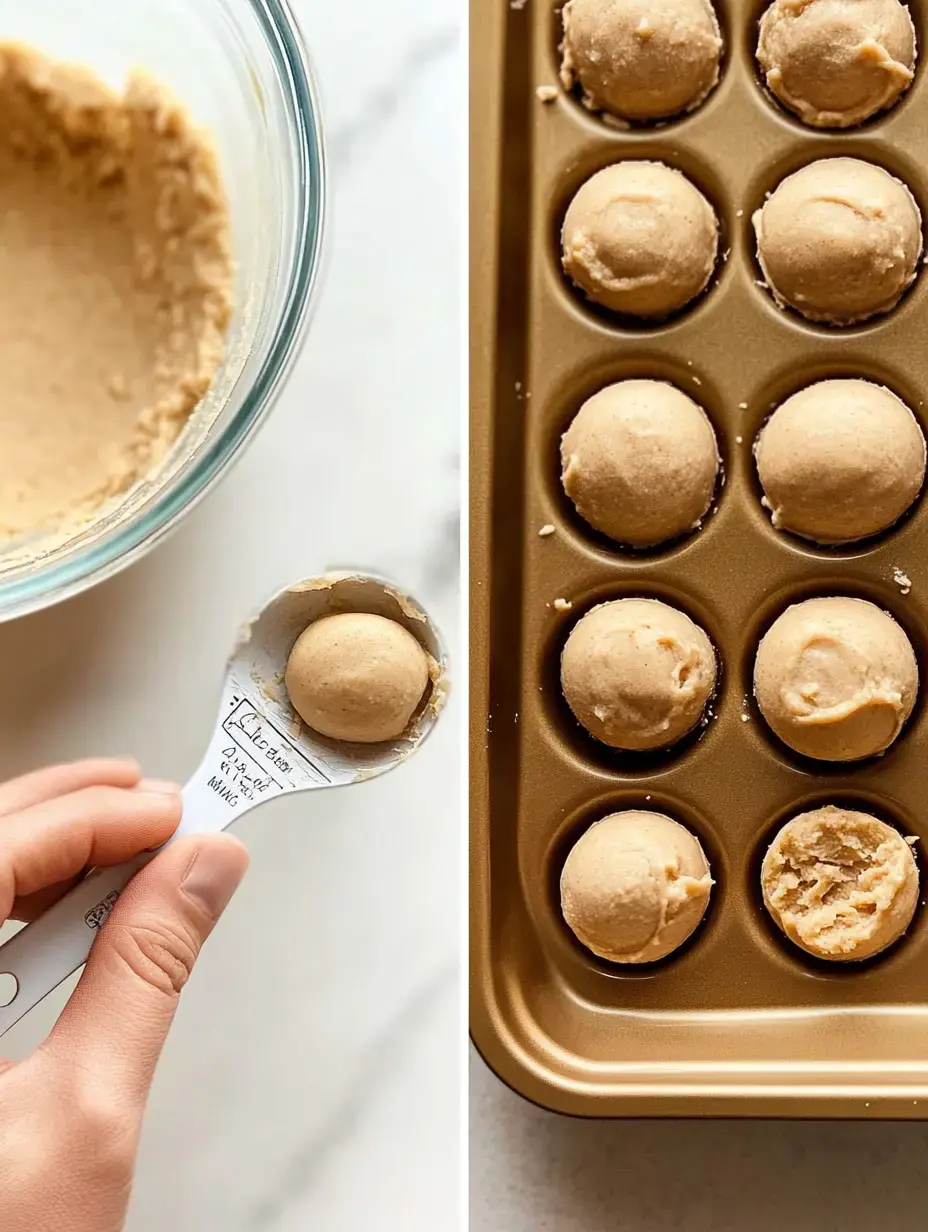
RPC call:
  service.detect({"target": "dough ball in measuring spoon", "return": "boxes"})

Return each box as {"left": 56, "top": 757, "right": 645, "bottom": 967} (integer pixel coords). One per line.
{"left": 285, "top": 612, "right": 431, "bottom": 744}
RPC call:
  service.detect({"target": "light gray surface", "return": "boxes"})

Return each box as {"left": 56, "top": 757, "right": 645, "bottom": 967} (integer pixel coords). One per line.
{"left": 0, "top": 0, "right": 461, "bottom": 1227}
{"left": 470, "top": 1049, "right": 928, "bottom": 1230}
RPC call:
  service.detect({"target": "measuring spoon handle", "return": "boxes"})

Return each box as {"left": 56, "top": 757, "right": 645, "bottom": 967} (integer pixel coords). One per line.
{"left": 0, "top": 855, "right": 155, "bottom": 1035}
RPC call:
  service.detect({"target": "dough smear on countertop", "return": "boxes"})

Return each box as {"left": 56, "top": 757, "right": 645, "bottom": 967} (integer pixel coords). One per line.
{"left": 0, "top": 44, "right": 232, "bottom": 547}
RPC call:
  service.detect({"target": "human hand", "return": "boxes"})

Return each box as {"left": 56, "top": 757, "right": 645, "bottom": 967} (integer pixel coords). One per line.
{"left": 0, "top": 758, "right": 249, "bottom": 1232}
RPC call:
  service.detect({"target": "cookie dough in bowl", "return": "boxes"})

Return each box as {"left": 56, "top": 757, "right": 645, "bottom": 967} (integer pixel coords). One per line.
{"left": 762, "top": 806, "right": 919, "bottom": 961}
{"left": 560, "top": 0, "right": 723, "bottom": 122}
{"left": 757, "top": 0, "right": 916, "bottom": 129}
{"left": 561, "top": 379, "right": 720, "bottom": 547}
{"left": 561, "top": 810, "right": 714, "bottom": 963}
{"left": 0, "top": 13, "right": 324, "bottom": 620}
{"left": 285, "top": 612, "right": 432, "bottom": 744}
{"left": 561, "top": 598, "right": 717, "bottom": 751}
{"left": 754, "top": 158, "right": 922, "bottom": 324}
{"left": 0, "top": 44, "right": 232, "bottom": 551}
{"left": 755, "top": 379, "right": 926, "bottom": 543}
{"left": 562, "top": 161, "right": 719, "bottom": 318}
{"left": 754, "top": 596, "right": 918, "bottom": 761}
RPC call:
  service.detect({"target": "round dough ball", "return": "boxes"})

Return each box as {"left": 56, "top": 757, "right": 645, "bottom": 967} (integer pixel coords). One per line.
{"left": 561, "top": 598, "right": 717, "bottom": 750}
{"left": 561, "top": 379, "right": 719, "bottom": 546}
{"left": 285, "top": 612, "right": 430, "bottom": 744}
{"left": 561, "top": 811, "right": 713, "bottom": 962}
{"left": 562, "top": 161, "right": 719, "bottom": 318}
{"left": 755, "top": 379, "right": 926, "bottom": 543}
{"left": 754, "top": 597, "right": 917, "bottom": 761}
{"left": 754, "top": 158, "right": 922, "bottom": 324}
{"left": 762, "top": 806, "right": 919, "bottom": 961}
{"left": 757, "top": 0, "right": 916, "bottom": 128}
{"left": 561, "top": 0, "right": 723, "bottom": 122}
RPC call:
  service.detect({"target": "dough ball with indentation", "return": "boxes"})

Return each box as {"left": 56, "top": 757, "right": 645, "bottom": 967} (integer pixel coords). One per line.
{"left": 755, "top": 379, "right": 926, "bottom": 543}
{"left": 560, "top": 0, "right": 723, "bottom": 122}
{"left": 561, "top": 598, "right": 717, "bottom": 750}
{"left": 754, "top": 158, "right": 922, "bottom": 324}
{"left": 561, "top": 380, "right": 720, "bottom": 546}
{"left": 757, "top": 0, "right": 916, "bottom": 128}
{"left": 285, "top": 613, "right": 430, "bottom": 744}
{"left": 754, "top": 597, "right": 917, "bottom": 761}
{"left": 762, "top": 806, "right": 919, "bottom": 960}
{"left": 562, "top": 162, "right": 719, "bottom": 317}
{"left": 561, "top": 810, "right": 713, "bottom": 962}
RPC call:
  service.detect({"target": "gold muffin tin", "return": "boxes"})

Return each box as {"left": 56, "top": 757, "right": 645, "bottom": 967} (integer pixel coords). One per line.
{"left": 471, "top": 0, "right": 928, "bottom": 1117}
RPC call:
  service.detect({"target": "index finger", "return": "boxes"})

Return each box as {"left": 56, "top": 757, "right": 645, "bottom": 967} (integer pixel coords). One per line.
{"left": 0, "top": 758, "right": 141, "bottom": 818}
{"left": 0, "top": 783, "right": 181, "bottom": 920}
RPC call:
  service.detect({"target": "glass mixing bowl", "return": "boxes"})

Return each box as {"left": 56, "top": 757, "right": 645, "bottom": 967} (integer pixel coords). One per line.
{"left": 0, "top": 0, "right": 325, "bottom": 619}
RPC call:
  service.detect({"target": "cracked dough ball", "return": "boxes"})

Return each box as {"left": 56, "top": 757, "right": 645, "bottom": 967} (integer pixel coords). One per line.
{"left": 754, "top": 597, "right": 917, "bottom": 761}
{"left": 561, "top": 379, "right": 719, "bottom": 546}
{"left": 757, "top": 0, "right": 916, "bottom": 128}
{"left": 561, "top": 598, "right": 717, "bottom": 750}
{"left": 562, "top": 161, "right": 718, "bottom": 317}
{"left": 561, "top": 811, "right": 713, "bottom": 962}
{"left": 755, "top": 379, "right": 926, "bottom": 543}
{"left": 285, "top": 613, "right": 430, "bottom": 744}
{"left": 754, "top": 158, "right": 922, "bottom": 324}
{"left": 762, "top": 806, "right": 919, "bottom": 961}
{"left": 561, "top": 0, "right": 723, "bottom": 122}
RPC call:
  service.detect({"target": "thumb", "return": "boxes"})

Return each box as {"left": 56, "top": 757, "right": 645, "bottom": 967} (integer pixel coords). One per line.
{"left": 42, "top": 834, "right": 249, "bottom": 1106}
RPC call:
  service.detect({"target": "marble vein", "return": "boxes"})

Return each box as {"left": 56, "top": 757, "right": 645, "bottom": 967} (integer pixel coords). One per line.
{"left": 326, "top": 26, "right": 459, "bottom": 173}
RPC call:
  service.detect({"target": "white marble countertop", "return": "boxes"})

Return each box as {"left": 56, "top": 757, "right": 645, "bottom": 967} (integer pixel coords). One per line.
{"left": 0, "top": 1, "right": 461, "bottom": 1227}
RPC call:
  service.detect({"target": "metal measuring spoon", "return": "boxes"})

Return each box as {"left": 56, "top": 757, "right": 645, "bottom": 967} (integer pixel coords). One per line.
{"left": 0, "top": 572, "right": 448, "bottom": 1036}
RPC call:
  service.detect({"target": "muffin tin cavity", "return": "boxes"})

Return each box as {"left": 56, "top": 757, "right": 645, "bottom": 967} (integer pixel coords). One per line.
{"left": 753, "top": 379, "right": 926, "bottom": 545}
{"left": 545, "top": 792, "right": 726, "bottom": 976}
{"left": 745, "top": 362, "right": 928, "bottom": 554}
{"left": 559, "top": 377, "right": 722, "bottom": 550}
{"left": 540, "top": 584, "right": 726, "bottom": 776}
{"left": 552, "top": 0, "right": 731, "bottom": 128}
{"left": 538, "top": 355, "right": 729, "bottom": 561}
{"left": 753, "top": 0, "right": 919, "bottom": 130}
{"left": 550, "top": 148, "right": 732, "bottom": 331}
{"left": 747, "top": 793, "right": 926, "bottom": 974}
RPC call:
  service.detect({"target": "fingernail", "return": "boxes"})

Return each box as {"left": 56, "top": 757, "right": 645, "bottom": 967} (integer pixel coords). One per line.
{"left": 136, "top": 778, "right": 181, "bottom": 797}
{"left": 180, "top": 841, "right": 248, "bottom": 918}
